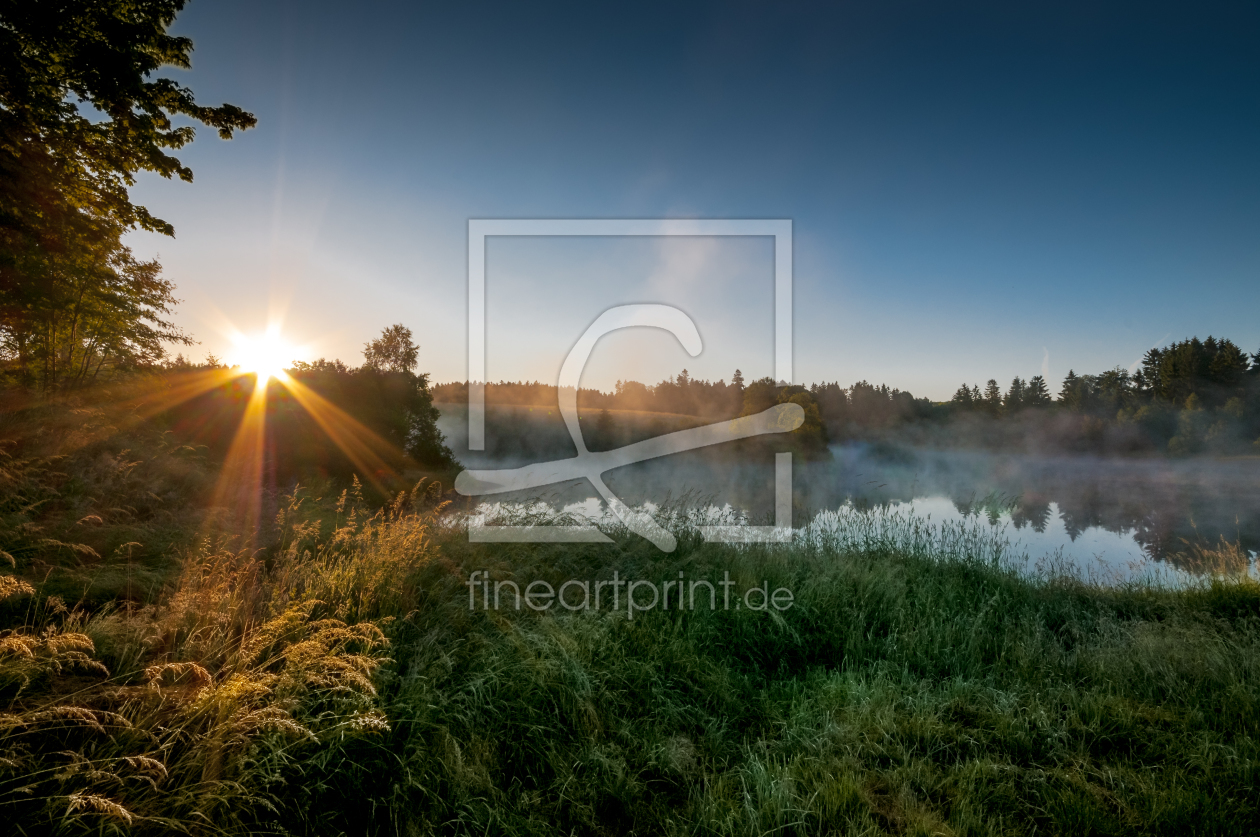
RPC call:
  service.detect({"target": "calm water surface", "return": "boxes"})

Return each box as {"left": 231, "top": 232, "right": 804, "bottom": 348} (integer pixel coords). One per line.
{"left": 439, "top": 406, "right": 1260, "bottom": 582}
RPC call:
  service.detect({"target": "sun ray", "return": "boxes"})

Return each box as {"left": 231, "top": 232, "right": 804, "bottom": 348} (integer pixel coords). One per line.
{"left": 210, "top": 374, "right": 271, "bottom": 535}
{"left": 277, "top": 372, "right": 404, "bottom": 495}
{"left": 0, "top": 367, "right": 242, "bottom": 466}
{"left": 163, "top": 320, "right": 411, "bottom": 529}
{"left": 129, "top": 367, "right": 239, "bottom": 419}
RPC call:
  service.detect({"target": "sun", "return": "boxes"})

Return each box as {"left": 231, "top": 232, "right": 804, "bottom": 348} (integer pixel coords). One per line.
{"left": 231, "top": 329, "right": 294, "bottom": 380}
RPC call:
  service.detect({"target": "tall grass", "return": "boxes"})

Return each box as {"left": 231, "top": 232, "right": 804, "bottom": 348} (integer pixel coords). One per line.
{"left": 362, "top": 509, "right": 1258, "bottom": 836}
{"left": 3, "top": 479, "right": 1259, "bottom": 834}
{"left": 0, "top": 482, "right": 443, "bottom": 833}
{"left": 0, "top": 384, "right": 219, "bottom": 607}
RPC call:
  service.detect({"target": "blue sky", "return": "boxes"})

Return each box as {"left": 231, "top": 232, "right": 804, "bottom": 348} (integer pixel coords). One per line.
{"left": 126, "top": 0, "right": 1260, "bottom": 400}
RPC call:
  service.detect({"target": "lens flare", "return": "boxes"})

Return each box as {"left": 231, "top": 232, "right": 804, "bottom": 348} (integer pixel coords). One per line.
{"left": 231, "top": 330, "right": 293, "bottom": 380}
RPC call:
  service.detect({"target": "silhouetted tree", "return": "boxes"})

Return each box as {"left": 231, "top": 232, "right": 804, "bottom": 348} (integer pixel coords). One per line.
{"left": 983, "top": 379, "right": 1002, "bottom": 416}
{"left": 951, "top": 383, "right": 975, "bottom": 409}
{"left": 1093, "top": 367, "right": 1133, "bottom": 413}
{"left": 1059, "top": 370, "right": 1086, "bottom": 410}
{"left": 1142, "top": 336, "right": 1249, "bottom": 407}
{"left": 363, "top": 324, "right": 419, "bottom": 373}
{"left": 292, "top": 357, "right": 352, "bottom": 374}
{"left": 1004, "top": 377, "right": 1026, "bottom": 413}
{"left": 1025, "top": 375, "right": 1051, "bottom": 407}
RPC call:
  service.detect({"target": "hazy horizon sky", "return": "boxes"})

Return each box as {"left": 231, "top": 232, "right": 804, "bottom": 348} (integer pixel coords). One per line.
{"left": 125, "top": 0, "right": 1260, "bottom": 400}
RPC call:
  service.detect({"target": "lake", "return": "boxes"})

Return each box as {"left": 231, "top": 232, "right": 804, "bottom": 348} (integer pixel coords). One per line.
{"left": 438, "top": 405, "right": 1260, "bottom": 583}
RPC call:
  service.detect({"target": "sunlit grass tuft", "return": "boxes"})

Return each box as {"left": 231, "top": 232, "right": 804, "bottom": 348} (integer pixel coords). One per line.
{"left": 0, "top": 482, "right": 449, "bottom": 832}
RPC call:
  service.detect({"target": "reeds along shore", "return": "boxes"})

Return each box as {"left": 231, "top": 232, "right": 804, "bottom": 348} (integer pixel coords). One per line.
{"left": 2, "top": 473, "right": 1259, "bottom": 834}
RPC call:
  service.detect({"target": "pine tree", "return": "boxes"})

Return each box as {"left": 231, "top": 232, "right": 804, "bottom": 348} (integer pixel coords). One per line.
{"left": 1004, "top": 377, "right": 1026, "bottom": 413}
{"left": 984, "top": 379, "right": 1002, "bottom": 415}
{"left": 1026, "top": 375, "right": 1051, "bottom": 407}
{"left": 951, "top": 383, "right": 974, "bottom": 408}
{"left": 1059, "top": 370, "right": 1083, "bottom": 409}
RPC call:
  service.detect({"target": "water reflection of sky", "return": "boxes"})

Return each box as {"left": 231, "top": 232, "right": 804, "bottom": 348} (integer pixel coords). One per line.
{"left": 468, "top": 494, "right": 1252, "bottom": 586}
{"left": 879, "top": 496, "right": 1183, "bottom": 585}
{"left": 440, "top": 406, "right": 1260, "bottom": 582}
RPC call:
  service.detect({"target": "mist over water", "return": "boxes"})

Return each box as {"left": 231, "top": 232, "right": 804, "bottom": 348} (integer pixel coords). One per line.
{"left": 437, "top": 404, "right": 1260, "bottom": 582}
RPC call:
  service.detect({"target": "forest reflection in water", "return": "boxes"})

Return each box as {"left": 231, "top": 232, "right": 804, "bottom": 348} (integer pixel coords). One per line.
{"left": 815, "top": 444, "right": 1260, "bottom": 575}
{"left": 439, "top": 405, "right": 1260, "bottom": 579}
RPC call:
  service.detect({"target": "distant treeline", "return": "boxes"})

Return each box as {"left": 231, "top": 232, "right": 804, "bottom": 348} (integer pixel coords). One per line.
{"left": 433, "top": 371, "right": 832, "bottom": 457}
{"left": 432, "top": 375, "right": 933, "bottom": 455}
{"left": 946, "top": 336, "right": 1260, "bottom": 455}
{"left": 433, "top": 370, "right": 744, "bottom": 417}
{"left": 434, "top": 335, "right": 1260, "bottom": 455}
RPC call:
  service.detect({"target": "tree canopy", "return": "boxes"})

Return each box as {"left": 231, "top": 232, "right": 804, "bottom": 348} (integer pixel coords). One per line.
{"left": 0, "top": 0, "right": 255, "bottom": 234}
{"left": 362, "top": 324, "right": 420, "bottom": 374}
{"left": 0, "top": 0, "right": 256, "bottom": 388}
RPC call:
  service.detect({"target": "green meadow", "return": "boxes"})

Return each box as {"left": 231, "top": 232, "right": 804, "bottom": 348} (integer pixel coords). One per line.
{"left": 3, "top": 383, "right": 1258, "bottom": 835}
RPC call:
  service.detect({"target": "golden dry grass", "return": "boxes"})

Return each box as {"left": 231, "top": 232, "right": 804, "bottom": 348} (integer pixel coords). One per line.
{"left": 0, "top": 481, "right": 448, "bottom": 832}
